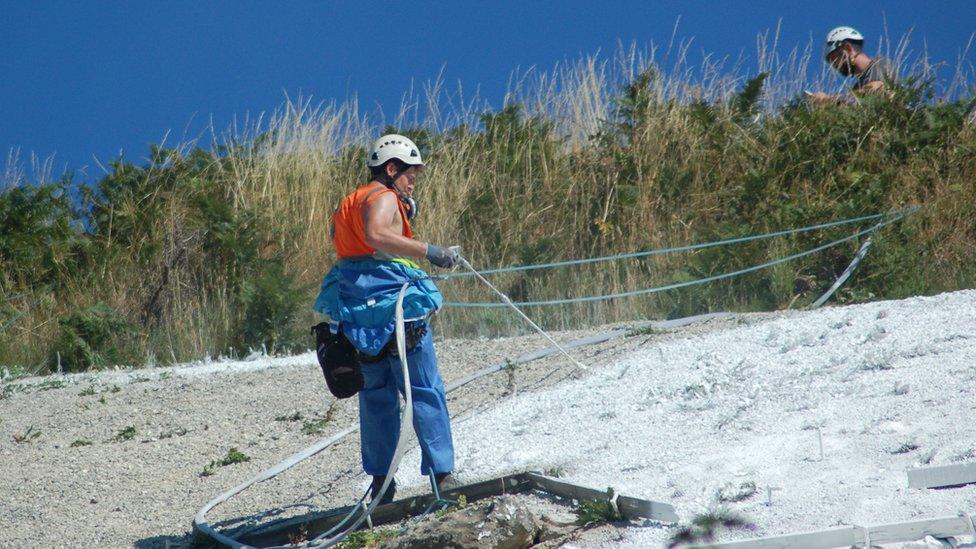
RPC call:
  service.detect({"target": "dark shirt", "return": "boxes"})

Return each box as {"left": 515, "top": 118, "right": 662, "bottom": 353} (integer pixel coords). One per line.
{"left": 855, "top": 57, "right": 896, "bottom": 90}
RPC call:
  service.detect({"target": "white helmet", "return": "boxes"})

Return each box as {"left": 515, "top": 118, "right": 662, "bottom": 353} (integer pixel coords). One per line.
{"left": 825, "top": 26, "right": 864, "bottom": 57}
{"left": 366, "top": 134, "right": 424, "bottom": 168}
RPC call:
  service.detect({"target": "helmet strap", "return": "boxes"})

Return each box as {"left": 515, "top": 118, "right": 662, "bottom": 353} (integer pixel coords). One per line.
{"left": 379, "top": 162, "right": 417, "bottom": 221}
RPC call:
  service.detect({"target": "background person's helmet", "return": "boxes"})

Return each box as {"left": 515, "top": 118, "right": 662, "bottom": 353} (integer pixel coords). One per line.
{"left": 825, "top": 26, "right": 865, "bottom": 59}
{"left": 366, "top": 134, "right": 424, "bottom": 168}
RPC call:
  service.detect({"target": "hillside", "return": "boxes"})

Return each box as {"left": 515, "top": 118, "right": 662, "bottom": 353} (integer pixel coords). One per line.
{"left": 1, "top": 291, "right": 974, "bottom": 546}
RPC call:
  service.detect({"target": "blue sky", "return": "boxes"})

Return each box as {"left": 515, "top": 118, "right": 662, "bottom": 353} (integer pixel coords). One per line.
{"left": 2, "top": 1, "right": 974, "bottom": 181}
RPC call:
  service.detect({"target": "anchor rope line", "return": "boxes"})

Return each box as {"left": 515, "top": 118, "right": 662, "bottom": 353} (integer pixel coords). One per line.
{"left": 457, "top": 255, "right": 588, "bottom": 371}
{"left": 439, "top": 208, "right": 917, "bottom": 279}
{"left": 446, "top": 208, "right": 915, "bottom": 308}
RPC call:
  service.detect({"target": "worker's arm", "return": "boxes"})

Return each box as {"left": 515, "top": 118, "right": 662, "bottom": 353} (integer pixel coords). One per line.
{"left": 364, "top": 192, "right": 428, "bottom": 259}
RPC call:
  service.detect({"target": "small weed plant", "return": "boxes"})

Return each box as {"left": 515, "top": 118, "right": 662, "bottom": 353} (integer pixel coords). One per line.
{"left": 13, "top": 425, "right": 41, "bottom": 443}
{"left": 301, "top": 418, "right": 330, "bottom": 436}
{"left": 113, "top": 426, "right": 137, "bottom": 442}
{"left": 335, "top": 528, "right": 399, "bottom": 549}
{"left": 275, "top": 411, "right": 304, "bottom": 422}
{"left": 575, "top": 488, "right": 621, "bottom": 526}
{"left": 668, "top": 509, "right": 756, "bottom": 548}
{"left": 201, "top": 447, "right": 251, "bottom": 477}
{"left": 543, "top": 466, "right": 566, "bottom": 478}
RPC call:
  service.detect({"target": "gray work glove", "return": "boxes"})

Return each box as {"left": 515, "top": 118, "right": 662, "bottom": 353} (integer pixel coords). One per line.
{"left": 426, "top": 244, "right": 459, "bottom": 269}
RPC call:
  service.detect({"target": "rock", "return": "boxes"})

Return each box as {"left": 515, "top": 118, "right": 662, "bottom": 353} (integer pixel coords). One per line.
{"left": 716, "top": 480, "right": 757, "bottom": 503}
{"left": 380, "top": 495, "right": 575, "bottom": 549}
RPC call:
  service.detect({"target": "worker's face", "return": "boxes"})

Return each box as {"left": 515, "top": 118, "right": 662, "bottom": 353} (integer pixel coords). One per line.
{"left": 826, "top": 44, "right": 854, "bottom": 76}
{"left": 387, "top": 164, "right": 422, "bottom": 197}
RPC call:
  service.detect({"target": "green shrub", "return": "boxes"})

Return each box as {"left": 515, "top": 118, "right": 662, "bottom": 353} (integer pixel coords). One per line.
{"left": 239, "top": 263, "right": 306, "bottom": 355}
{"left": 575, "top": 488, "right": 621, "bottom": 526}
{"left": 52, "top": 303, "right": 135, "bottom": 372}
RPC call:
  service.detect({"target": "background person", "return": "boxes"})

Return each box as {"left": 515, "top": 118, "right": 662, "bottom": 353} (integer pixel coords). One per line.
{"left": 809, "top": 26, "right": 896, "bottom": 104}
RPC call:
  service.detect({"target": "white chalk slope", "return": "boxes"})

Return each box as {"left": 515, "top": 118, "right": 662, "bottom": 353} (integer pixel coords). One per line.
{"left": 404, "top": 291, "right": 976, "bottom": 545}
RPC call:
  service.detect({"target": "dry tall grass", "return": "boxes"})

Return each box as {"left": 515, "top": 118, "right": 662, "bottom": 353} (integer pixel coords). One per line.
{"left": 2, "top": 37, "right": 975, "bottom": 372}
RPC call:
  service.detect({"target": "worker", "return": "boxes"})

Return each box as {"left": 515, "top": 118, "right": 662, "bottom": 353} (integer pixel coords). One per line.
{"left": 808, "top": 26, "right": 896, "bottom": 104}
{"left": 313, "top": 134, "right": 459, "bottom": 504}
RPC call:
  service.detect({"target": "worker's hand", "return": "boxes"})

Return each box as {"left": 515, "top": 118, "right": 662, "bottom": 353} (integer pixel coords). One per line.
{"left": 425, "top": 244, "right": 459, "bottom": 269}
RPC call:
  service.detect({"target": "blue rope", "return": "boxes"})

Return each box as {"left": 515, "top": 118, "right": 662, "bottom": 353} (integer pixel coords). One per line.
{"left": 441, "top": 209, "right": 916, "bottom": 279}
{"left": 445, "top": 208, "right": 915, "bottom": 308}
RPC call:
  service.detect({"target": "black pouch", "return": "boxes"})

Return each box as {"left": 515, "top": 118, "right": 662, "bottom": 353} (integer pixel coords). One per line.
{"left": 311, "top": 322, "right": 363, "bottom": 399}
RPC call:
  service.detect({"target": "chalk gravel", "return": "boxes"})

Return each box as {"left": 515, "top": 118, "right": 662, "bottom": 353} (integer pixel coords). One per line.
{"left": 0, "top": 291, "right": 974, "bottom": 547}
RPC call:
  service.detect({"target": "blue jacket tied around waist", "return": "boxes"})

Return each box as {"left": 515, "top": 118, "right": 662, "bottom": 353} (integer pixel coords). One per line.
{"left": 313, "top": 259, "right": 442, "bottom": 356}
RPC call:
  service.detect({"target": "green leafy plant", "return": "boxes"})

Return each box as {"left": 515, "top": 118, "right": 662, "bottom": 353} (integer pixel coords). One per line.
{"left": 239, "top": 262, "right": 306, "bottom": 355}
{"left": 52, "top": 303, "right": 135, "bottom": 372}
{"left": 301, "top": 418, "right": 330, "bottom": 436}
{"left": 335, "top": 528, "right": 399, "bottom": 548}
{"left": 113, "top": 425, "right": 137, "bottom": 442}
{"left": 201, "top": 447, "right": 251, "bottom": 477}
{"left": 575, "top": 488, "right": 621, "bottom": 526}
{"left": 70, "top": 439, "right": 93, "bottom": 447}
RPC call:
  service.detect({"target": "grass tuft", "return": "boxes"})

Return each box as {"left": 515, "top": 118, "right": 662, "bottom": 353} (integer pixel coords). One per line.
{"left": 201, "top": 447, "right": 251, "bottom": 477}
{"left": 112, "top": 426, "right": 137, "bottom": 442}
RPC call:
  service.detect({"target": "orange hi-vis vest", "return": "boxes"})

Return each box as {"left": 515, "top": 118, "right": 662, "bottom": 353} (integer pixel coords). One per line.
{"left": 331, "top": 182, "right": 413, "bottom": 259}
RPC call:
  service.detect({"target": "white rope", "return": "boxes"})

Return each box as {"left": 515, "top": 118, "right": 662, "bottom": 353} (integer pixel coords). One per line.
{"left": 457, "top": 255, "right": 587, "bottom": 371}
{"left": 305, "top": 281, "right": 416, "bottom": 547}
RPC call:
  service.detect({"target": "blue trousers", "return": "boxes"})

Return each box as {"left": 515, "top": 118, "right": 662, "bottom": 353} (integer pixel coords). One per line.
{"left": 358, "top": 329, "right": 455, "bottom": 476}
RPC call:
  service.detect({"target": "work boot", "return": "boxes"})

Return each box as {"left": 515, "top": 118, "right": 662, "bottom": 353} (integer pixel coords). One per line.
{"left": 369, "top": 475, "right": 396, "bottom": 505}
{"left": 434, "top": 472, "right": 460, "bottom": 493}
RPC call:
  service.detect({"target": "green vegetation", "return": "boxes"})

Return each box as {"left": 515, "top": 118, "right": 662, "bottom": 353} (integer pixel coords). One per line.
{"left": 201, "top": 447, "right": 251, "bottom": 477}
{"left": 2, "top": 43, "right": 975, "bottom": 371}
{"left": 70, "top": 439, "right": 93, "bottom": 447}
{"left": 575, "top": 488, "right": 621, "bottom": 526}
{"left": 12, "top": 425, "right": 41, "bottom": 443}
{"left": 300, "top": 418, "right": 330, "bottom": 436}
{"left": 275, "top": 411, "right": 304, "bottom": 422}
{"left": 668, "top": 509, "right": 756, "bottom": 548}
{"left": 543, "top": 465, "right": 566, "bottom": 478}
{"left": 112, "top": 425, "right": 137, "bottom": 442}
{"left": 334, "top": 528, "right": 399, "bottom": 549}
